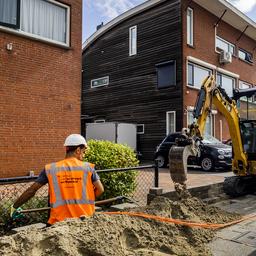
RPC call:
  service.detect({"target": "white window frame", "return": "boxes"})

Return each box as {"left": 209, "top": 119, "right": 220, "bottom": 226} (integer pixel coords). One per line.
{"left": 187, "top": 7, "right": 193, "bottom": 46}
{"left": 187, "top": 107, "right": 213, "bottom": 136}
{"left": 217, "top": 72, "right": 236, "bottom": 98}
{"left": 239, "top": 81, "right": 254, "bottom": 102}
{"left": 238, "top": 48, "right": 253, "bottom": 63}
{"left": 187, "top": 62, "right": 212, "bottom": 89}
{"left": 91, "top": 76, "right": 109, "bottom": 88}
{"left": 0, "top": 0, "right": 70, "bottom": 47}
{"left": 94, "top": 119, "right": 105, "bottom": 123}
{"left": 129, "top": 25, "right": 137, "bottom": 56}
{"left": 137, "top": 124, "right": 144, "bottom": 134}
{"left": 215, "top": 36, "right": 235, "bottom": 55}
{"left": 166, "top": 111, "right": 176, "bottom": 135}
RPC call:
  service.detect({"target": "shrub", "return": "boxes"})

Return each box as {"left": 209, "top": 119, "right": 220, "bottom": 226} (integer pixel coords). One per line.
{"left": 83, "top": 140, "right": 139, "bottom": 199}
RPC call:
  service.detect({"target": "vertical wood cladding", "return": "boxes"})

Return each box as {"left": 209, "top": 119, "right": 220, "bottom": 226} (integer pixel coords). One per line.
{"left": 0, "top": 0, "right": 82, "bottom": 177}
{"left": 82, "top": 0, "right": 182, "bottom": 160}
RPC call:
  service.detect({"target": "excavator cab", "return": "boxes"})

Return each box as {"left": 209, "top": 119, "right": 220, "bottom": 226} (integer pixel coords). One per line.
{"left": 240, "top": 120, "right": 256, "bottom": 160}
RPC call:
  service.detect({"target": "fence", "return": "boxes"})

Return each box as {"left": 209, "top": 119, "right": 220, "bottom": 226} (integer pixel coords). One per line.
{"left": 0, "top": 164, "right": 159, "bottom": 235}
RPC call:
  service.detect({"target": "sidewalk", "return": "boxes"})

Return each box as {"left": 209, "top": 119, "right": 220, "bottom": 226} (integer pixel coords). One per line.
{"left": 210, "top": 195, "right": 256, "bottom": 256}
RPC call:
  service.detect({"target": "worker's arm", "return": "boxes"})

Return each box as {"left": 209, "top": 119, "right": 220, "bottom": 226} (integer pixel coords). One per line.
{"left": 93, "top": 180, "right": 104, "bottom": 197}
{"left": 13, "top": 182, "right": 44, "bottom": 209}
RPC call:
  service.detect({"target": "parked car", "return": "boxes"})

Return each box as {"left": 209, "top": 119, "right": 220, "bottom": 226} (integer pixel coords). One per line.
{"left": 154, "top": 133, "right": 232, "bottom": 171}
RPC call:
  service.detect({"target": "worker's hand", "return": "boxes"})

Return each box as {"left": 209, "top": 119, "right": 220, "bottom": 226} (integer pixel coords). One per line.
{"left": 10, "top": 205, "right": 23, "bottom": 219}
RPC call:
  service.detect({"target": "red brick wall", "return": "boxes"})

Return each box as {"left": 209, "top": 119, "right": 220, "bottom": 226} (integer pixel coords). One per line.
{"left": 0, "top": 0, "right": 82, "bottom": 177}
{"left": 182, "top": 0, "right": 256, "bottom": 141}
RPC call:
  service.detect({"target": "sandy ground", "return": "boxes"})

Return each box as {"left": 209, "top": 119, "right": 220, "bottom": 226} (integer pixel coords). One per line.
{"left": 0, "top": 194, "right": 240, "bottom": 256}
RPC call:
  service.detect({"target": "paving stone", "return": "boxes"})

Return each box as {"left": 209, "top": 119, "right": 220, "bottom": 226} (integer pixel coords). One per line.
{"left": 209, "top": 238, "right": 256, "bottom": 256}
{"left": 216, "top": 229, "right": 245, "bottom": 240}
{"left": 233, "top": 231, "right": 256, "bottom": 247}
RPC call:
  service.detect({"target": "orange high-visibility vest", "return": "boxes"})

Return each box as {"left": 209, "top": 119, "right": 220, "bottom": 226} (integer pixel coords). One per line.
{"left": 45, "top": 157, "right": 96, "bottom": 225}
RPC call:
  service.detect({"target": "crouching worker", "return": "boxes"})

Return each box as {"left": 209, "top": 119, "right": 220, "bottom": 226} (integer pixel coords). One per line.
{"left": 10, "top": 134, "right": 104, "bottom": 225}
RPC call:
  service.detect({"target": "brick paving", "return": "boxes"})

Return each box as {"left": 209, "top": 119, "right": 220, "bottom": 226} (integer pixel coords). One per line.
{"left": 158, "top": 167, "right": 234, "bottom": 193}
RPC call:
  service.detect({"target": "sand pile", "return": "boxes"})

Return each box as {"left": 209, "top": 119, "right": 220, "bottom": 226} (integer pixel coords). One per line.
{"left": 0, "top": 196, "right": 240, "bottom": 256}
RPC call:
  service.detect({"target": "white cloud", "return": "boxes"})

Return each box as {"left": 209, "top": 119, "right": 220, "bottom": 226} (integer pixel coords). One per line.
{"left": 227, "top": 0, "right": 256, "bottom": 13}
{"left": 92, "top": 0, "right": 142, "bottom": 19}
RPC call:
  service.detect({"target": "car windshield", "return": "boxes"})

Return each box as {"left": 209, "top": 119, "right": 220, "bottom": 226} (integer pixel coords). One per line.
{"left": 202, "top": 134, "right": 222, "bottom": 145}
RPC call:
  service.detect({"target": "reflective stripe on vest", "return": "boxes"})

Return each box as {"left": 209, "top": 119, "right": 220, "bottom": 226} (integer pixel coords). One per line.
{"left": 47, "top": 162, "right": 95, "bottom": 208}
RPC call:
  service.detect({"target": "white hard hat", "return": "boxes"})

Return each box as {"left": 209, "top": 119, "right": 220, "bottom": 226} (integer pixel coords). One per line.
{"left": 64, "top": 134, "right": 87, "bottom": 147}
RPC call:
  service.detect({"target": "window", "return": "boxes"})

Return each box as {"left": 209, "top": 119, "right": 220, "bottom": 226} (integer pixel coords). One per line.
{"left": 0, "top": 0, "right": 20, "bottom": 29}
{"left": 129, "top": 26, "right": 137, "bottom": 56}
{"left": 187, "top": 62, "right": 212, "bottom": 89}
{"left": 187, "top": 7, "right": 193, "bottom": 46}
{"left": 94, "top": 119, "right": 105, "bottom": 123}
{"left": 137, "top": 124, "right": 144, "bottom": 134}
{"left": 187, "top": 108, "right": 212, "bottom": 136}
{"left": 0, "top": 0, "right": 70, "bottom": 45}
{"left": 166, "top": 111, "right": 176, "bottom": 135}
{"left": 156, "top": 61, "right": 176, "bottom": 89}
{"left": 239, "top": 81, "right": 253, "bottom": 102}
{"left": 238, "top": 49, "right": 253, "bottom": 63}
{"left": 91, "top": 76, "right": 109, "bottom": 88}
{"left": 216, "top": 36, "right": 235, "bottom": 55}
{"left": 217, "top": 73, "right": 236, "bottom": 97}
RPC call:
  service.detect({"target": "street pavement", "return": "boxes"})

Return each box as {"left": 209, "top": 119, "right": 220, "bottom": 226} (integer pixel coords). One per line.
{"left": 210, "top": 195, "right": 256, "bottom": 256}
{"left": 158, "top": 167, "right": 233, "bottom": 193}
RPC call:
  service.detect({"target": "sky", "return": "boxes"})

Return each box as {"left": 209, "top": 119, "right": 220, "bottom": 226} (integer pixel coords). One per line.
{"left": 82, "top": 0, "right": 256, "bottom": 42}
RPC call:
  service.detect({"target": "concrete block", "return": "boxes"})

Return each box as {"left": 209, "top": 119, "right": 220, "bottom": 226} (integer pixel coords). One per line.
{"left": 110, "top": 203, "right": 137, "bottom": 211}
{"left": 149, "top": 187, "right": 163, "bottom": 196}
{"left": 11, "top": 223, "right": 46, "bottom": 233}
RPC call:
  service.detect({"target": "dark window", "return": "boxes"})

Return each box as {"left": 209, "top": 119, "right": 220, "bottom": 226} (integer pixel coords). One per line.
{"left": 156, "top": 60, "right": 176, "bottom": 89}
{"left": 0, "top": 0, "right": 20, "bottom": 29}
{"left": 165, "top": 135, "right": 176, "bottom": 143}
{"left": 238, "top": 49, "right": 253, "bottom": 63}
{"left": 137, "top": 124, "right": 144, "bottom": 134}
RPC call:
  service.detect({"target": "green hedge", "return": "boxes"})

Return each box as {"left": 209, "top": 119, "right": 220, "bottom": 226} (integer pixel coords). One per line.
{"left": 84, "top": 140, "right": 139, "bottom": 199}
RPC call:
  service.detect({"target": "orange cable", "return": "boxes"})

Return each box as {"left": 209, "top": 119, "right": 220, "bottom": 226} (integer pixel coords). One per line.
{"left": 98, "top": 211, "right": 256, "bottom": 229}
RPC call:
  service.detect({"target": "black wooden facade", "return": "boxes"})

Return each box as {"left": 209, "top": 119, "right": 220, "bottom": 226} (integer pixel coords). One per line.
{"left": 82, "top": 0, "right": 183, "bottom": 160}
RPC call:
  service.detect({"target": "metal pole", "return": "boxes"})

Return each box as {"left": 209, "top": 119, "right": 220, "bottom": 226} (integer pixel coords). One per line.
{"left": 154, "top": 160, "right": 159, "bottom": 187}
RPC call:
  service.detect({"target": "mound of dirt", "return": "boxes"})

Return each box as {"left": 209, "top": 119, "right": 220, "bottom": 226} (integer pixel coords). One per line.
{"left": 0, "top": 196, "right": 240, "bottom": 256}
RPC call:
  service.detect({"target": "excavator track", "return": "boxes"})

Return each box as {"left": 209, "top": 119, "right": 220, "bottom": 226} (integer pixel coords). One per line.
{"left": 224, "top": 176, "right": 256, "bottom": 197}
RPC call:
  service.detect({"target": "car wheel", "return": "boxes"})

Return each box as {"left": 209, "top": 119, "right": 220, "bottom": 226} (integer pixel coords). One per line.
{"left": 155, "top": 155, "right": 166, "bottom": 168}
{"left": 200, "top": 157, "right": 214, "bottom": 171}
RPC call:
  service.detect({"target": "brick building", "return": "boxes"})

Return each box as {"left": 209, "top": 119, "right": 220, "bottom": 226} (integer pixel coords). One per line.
{"left": 82, "top": 0, "right": 256, "bottom": 160}
{"left": 0, "top": 0, "right": 82, "bottom": 177}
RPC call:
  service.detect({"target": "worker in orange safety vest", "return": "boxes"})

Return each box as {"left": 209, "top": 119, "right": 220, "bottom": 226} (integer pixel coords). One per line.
{"left": 11, "top": 134, "right": 104, "bottom": 225}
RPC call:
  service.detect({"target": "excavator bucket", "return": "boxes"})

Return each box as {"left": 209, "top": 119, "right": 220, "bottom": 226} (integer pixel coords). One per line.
{"left": 169, "top": 145, "right": 192, "bottom": 185}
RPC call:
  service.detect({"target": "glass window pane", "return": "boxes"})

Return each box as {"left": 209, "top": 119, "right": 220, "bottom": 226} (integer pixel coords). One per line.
{"left": 168, "top": 112, "right": 175, "bottom": 133}
{"left": 188, "top": 111, "right": 193, "bottom": 125}
{"left": 204, "top": 116, "right": 212, "bottom": 136}
{"left": 194, "top": 65, "right": 211, "bottom": 89}
{"left": 0, "top": 0, "right": 18, "bottom": 26}
{"left": 220, "top": 74, "right": 234, "bottom": 97}
{"left": 187, "top": 8, "right": 193, "bottom": 45}
{"left": 21, "top": 0, "right": 67, "bottom": 43}
{"left": 188, "top": 64, "right": 193, "bottom": 85}
{"left": 129, "top": 26, "right": 137, "bottom": 56}
{"left": 157, "top": 61, "right": 176, "bottom": 89}
{"left": 216, "top": 37, "right": 229, "bottom": 52}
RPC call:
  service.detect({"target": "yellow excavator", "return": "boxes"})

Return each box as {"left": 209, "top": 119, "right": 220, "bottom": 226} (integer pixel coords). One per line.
{"left": 169, "top": 75, "right": 256, "bottom": 197}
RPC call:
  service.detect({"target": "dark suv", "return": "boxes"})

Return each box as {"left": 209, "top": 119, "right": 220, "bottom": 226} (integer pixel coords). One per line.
{"left": 155, "top": 132, "right": 232, "bottom": 171}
